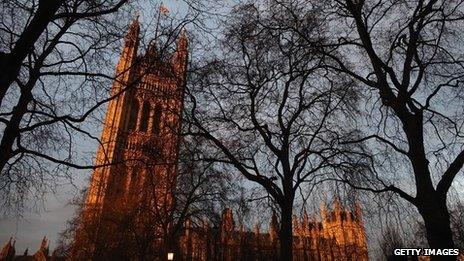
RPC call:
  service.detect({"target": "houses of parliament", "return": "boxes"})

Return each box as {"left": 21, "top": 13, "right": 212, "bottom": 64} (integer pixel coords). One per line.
{"left": 1, "top": 17, "right": 368, "bottom": 261}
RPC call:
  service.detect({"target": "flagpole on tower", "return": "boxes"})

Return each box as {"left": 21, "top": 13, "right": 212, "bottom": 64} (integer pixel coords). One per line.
{"left": 154, "top": 2, "right": 169, "bottom": 40}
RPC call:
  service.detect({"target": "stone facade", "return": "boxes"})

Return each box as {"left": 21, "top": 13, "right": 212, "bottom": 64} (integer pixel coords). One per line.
{"left": 178, "top": 203, "right": 368, "bottom": 261}
{"left": 71, "top": 16, "right": 188, "bottom": 259}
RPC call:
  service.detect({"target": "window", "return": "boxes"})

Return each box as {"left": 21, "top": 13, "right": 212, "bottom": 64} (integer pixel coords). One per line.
{"left": 139, "top": 101, "right": 151, "bottom": 132}
{"left": 152, "top": 105, "right": 162, "bottom": 134}
{"left": 127, "top": 100, "right": 139, "bottom": 131}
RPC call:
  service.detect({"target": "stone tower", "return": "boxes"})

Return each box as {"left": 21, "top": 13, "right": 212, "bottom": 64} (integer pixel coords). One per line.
{"left": 72, "top": 16, "right": 188, "bottom": 259}
{"left": 320, "top": 199, "right": 368, "bottom": 260}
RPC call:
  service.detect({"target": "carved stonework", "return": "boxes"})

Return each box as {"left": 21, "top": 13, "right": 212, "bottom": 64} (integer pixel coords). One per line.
{"left": 71, "top": 16, "right": 188, "bottom": 259}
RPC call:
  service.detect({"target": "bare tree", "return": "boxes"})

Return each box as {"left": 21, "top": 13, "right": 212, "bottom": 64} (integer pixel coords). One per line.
{"left": 379, "top": 225, "right": 409, "bottom": 260}
{"left": 303, "top": 0, "right": 464, "bottom": 255}
{"left": 376, "top": 193, "right": 464, "bottom": 259}
{"left": 59, "top": 135, "right": 235, "bottom": 260}
{"left": 0, "top": 0, "right": 206, "bottom": 214}
{"left": 184, "top": 2, "right": 364, "bottom": 260}
{"left": 0, "top": 0, "right": 134, "bottom": 213}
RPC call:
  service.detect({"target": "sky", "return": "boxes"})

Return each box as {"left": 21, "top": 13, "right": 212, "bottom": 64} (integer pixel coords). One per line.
{"left": 0, "top": 187, "right": 82, "bottom": 253}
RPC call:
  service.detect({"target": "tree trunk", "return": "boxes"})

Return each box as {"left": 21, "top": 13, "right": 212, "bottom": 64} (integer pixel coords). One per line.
{"left": 0, "top": 0, "right": 61, "bottom": 106}
{"left": 418, "top": 196, "right": 456, "bottom": 261}
{"left": 0, "top": 89, "right": 32, "bottom": 171}
{"left": 280, "top": 203, "right": 293, "bottom": 261}
{"left": 403, "top": 115, "right": 457, "bottom": 260}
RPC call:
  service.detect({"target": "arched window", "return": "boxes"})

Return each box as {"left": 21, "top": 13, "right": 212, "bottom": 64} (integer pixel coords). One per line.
{"left": 139, "top": 101, "right": 151, "bottom": 132}
{"left": 127, "top": 100, "right": 139, "bottom": 131}
{"left": 152, "top": 105, "right": 162, "bottom": 134}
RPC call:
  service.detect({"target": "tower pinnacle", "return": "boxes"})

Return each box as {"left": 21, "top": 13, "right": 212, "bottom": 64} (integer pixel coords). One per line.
{"left": 126, "top": 13, "right": 140, "bottom": 42}
{"left": 172, "top": 29, "right": 188, "bottom": 78}
{"left": 177, "top": 29, "right": 188, "bottom": 51}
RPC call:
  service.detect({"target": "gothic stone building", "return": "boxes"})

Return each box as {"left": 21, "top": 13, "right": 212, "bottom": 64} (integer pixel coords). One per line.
{"left": 0, "top": 237, "right": 62, "bottom": 261}
{"left": 179, "top": 203, "right": 368, "bottom": 261}
{"left": 71, "top": 16, "right": 188, "bottom": 260}
{"left": 69, "top": 17, "right": 369, "bottom": 260}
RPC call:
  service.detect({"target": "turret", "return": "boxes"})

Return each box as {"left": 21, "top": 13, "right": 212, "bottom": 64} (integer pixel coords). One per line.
{"left": 320, "top": 202, "right": 328, "bottom": 222}
{"left": 33, "top": 236, "right": 49, "bottom": 261}
{"left": 334, "top": 198, "right": 342, "bottom": 216}
{"left": 302, "top": 209, "right": 310, "bottom": 235}
{"left": 253, "top": 223, "right": 260, "bottom": 236}
{"left": 39, "top": 236, "right": 48, "bottom": 251}
{"left": 147, "top": 40, "right": 159, "bottom": 58}
{"left": 269, "top": 211, "right": 279, "bottom": 242}
{"left": 292, "top": 214, "right": 300, "bottom": 236}
{"left": 345, "top": 209, "right": 352, "bottom": 222}
{"left": 220, "top": 208, "right": 235, "bottom": 247}
{"left": 221, "top": 208, "right": 235, "bottom": 236}
{"left": 353, "top": 201, "right": 367, "bottom": 248}
{"left": 172, "top": 29, "right": 188, "bottom": 79}
{"left": 0, "top": 237, "right": 15, "bottom": 261}
{"left": 202, "top": 217, "right": 210, "bottom": 231}
{"left": 115, "top": 15, "right": 140, "bottom": 88}
{"left": 85, "top": 14, "right": 141, "bottom": 207}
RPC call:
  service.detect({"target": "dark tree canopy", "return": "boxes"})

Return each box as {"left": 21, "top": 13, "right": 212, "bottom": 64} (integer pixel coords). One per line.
{"left": 184, "top": 1, "right": 366, "bottom": 259}
{"left": 0, "top": 0, "right": 202, "bottom": 214}
{"left": 314, "top": 0, "right": 464, "bottom": 256}
{"left": 0, "top": 0, "right": 137, "bottom": 213}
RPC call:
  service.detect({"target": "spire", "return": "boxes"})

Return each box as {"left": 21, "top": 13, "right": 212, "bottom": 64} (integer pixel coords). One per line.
{"left": 33, "top": 236, "right": 49, "bottom": 260}
{"left": 303, "top": 208, "right": 309, "bottom": 221}
{"left": 221, "top": 208, "right": 235, "bottom": 233}
{"left": 0, "top": 237, "right": 15, "bottom": 260}
{"left": 202, "top": 217, "right": 210, "bottom": 230}
{"left": 269, "top": 211, "right": 279, "bottom": 242}
{"left": 320, "top": 202, "right": 328, "bottom": 222}
{"left": 345, "top": 208, "right": 352, "bottom": 222}
{"left": 125, "top": 12, "right": 140, "bottom": 43}
{"left": 302, "top": 208, "right": 310, "bottom": 234}
{"left": 253, "top": 222, "right": 260, "bottom": 235}
{"left": 176, "top": 29, "right": 188, "bottom": 52}
{"left": 111, "top": 13, "right": 140, "bottom": 88}
{"left": 292, "top": 214, "right": 300, "bottom": 235}
{"left": 39, "top": 236, "right": 49, "bottom": 254}
{"left": 172, "top": 29, "right": 188, "bottom": 78}
{"left": 355, "top": 200, "right": 363, "bottom": 221}
{"left": 334, "top": 197, "right": 342, "bottom": 213}
{"left": 221, "top": 208, "right": 235, "bottom": 244}
{"left": 147, "top": 39, "right": 159, "bottom": 57}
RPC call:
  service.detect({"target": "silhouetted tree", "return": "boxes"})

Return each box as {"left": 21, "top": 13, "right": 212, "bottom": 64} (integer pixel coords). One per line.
{"left": 313, "top": 1, "right": 464, "bottom": 256}
{"left": 0, "top": 0, "right": 203, "bottom": 214}
{"left": 0, "top": 0, "right": 133, "bottom": 213}
{"left": 184, "top": 2, "right": 366, "bottom": 260}
{"left": 59, "top": 135, "right": 235, "bottom": 260}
